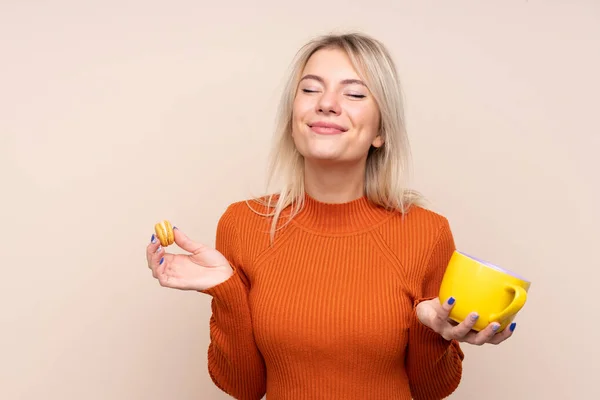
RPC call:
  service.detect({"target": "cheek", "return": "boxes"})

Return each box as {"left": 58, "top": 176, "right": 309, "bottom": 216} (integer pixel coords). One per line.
{"left": 293, "top": 94, "right": 312, "bottom": 113}
{"left": 292, "top": 99, "right": 314, "bottom": 132}
{"left": 370, "top": 111, "right": 381, "bottom": 132}
{"left": 291, "top": 102, "right": 303, "bottom": 124}
{"left": 350, "top": 106, "right": 380, "bottom": 133}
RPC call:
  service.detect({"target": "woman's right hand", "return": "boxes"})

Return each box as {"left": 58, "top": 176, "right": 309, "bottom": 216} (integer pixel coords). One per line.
{"left": 146, "top": 227, "right": 233, "bottom": 291}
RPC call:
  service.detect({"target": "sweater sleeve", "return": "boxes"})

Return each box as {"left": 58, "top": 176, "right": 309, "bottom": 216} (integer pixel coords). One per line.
{"left": 405, "top": 218, "right": 465, "bottom": 400}
{"left": 199, "top": 206, "right": 267, "bottom": 400}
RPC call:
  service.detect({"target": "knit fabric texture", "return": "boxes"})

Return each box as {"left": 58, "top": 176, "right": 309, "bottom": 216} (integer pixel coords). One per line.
{"left": 201, "top": 194, "right": 464, "bottom": 400}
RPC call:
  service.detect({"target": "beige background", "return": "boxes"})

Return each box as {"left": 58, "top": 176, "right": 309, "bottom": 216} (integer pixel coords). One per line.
{"left": 2, "top": 0, "right": 599, "bottom": 399}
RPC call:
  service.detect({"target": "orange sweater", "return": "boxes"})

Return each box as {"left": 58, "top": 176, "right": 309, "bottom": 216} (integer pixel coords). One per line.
{"left": 201, "top": 195, "right": 464, "bottom": 400}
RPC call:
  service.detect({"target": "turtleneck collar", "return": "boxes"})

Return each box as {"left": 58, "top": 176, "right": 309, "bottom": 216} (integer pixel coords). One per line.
{"left": 291, "top": 193, "right": 396, "bottom": 235}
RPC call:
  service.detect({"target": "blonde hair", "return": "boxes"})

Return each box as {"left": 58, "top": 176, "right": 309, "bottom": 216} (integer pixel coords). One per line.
{"left": 249, "top": 32, "right": 426, "bottom": 242}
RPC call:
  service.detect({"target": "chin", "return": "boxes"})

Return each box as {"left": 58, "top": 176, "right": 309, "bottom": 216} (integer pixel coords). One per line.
{"left": 304, "top": 152, "right": 347, "bottom": 165}
{"left": 298, "top": 144, "right": 341, "bottom": 160}
{"left": 293, "top": 134, "right": 350, "bottom": 162}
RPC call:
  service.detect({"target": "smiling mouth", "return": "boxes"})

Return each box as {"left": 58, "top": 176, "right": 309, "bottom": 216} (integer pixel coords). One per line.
{"left": 308, "top": 122, "right": 347, "bottom": 135}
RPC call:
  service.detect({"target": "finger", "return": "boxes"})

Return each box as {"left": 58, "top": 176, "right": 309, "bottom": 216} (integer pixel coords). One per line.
{"left": 150, "top": 246, "right": 165, "bottom": 277}
{"left": 488, "top": 322, "right": 517, "bottom": 345}
{"left": 146, "top": 234, "right": 160, "bottom": 264}
{"left": 437, "top": 296, "right": 456, "bottom": 320}
{"left": 470, "top": 322, "right": 502, "bottom": 346}
{"left": 448, "top": 312, "right": 480, "bottom": 340}
{"left": 156, "top": 254, "right": 177, "bottom": 287}
{"left": 148, "top": 244, "right": 164, "bottom": 269}
{"left": 173, "top": 227, "right": 205, "bottom": 254}
{"left": 456, "top": 330, "right": 479, "bottom": 343}
{"left": 156, "top": 253, "right": 173, "bottom": 277}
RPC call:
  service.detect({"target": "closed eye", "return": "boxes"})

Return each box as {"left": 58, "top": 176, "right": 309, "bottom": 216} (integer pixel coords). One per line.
{"left": 301, "top": 89, "right": 366, "bottom": 99}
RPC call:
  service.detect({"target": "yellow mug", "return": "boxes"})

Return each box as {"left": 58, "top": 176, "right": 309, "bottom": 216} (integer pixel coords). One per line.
{"left": 438, "top": 250, "right": 531, "bottom": 332}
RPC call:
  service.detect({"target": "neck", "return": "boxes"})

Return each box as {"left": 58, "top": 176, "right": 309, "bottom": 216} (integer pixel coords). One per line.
{"left": 294, "top": 188, "right": 393, "bottom": 235}
{"left": 303, "top": 159, "right": 366, "bottom": 203}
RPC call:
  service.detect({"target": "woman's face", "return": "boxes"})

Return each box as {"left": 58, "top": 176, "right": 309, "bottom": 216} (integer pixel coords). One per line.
{"left": 291, "top": 47, "right": 383, "bottom": 165}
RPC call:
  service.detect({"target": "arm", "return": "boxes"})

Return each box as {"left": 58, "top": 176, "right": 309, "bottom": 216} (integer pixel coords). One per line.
{"left": 405, "top": 219, "right": 464, "bottom": 400}
{"left": 200, "top": 206, "right": 267, "bottom": 400}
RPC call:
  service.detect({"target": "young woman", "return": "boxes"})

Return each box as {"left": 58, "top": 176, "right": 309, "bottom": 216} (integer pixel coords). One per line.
{"left": 146, "top": 32, "right": 516, "bottom": 400}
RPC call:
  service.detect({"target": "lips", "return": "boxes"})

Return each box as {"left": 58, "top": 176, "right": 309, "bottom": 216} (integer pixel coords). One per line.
{"left": 308, "top": 121, "right": 348, "bottom": 135}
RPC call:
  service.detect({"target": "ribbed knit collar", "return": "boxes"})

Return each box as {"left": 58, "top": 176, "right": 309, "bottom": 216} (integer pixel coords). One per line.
{"left": 292, "top": 193, "right": 395, "bottom": 235}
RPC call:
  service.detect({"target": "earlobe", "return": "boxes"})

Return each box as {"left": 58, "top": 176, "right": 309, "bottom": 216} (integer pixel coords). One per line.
{"left": 372, "top": 135, "right": 384, "bottom": 148}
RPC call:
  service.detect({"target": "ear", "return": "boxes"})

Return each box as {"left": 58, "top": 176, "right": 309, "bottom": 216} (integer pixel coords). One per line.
{"left": 371, "top": 134, "right": 384, "bottom": 148}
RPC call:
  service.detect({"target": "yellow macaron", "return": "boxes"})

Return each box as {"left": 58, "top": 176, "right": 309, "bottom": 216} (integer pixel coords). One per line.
{"left": 154, "top": 220, "right": 175, "bottom": 247}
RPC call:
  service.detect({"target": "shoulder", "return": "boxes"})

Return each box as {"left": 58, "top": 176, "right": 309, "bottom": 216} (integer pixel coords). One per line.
{"left": 376, "top": 204, "right": 455, "bottom": 274}
{"left": 217, "top": 196, "right": 277, "bottom": 243}
{"left": 380, "top": 205, "right": 456, "bottom": 297}
{"left": 391, "top": 204, "right": 453, "bottom": 244}
{"left": 217, "top": 194, "right": 280, "bottom": 227}
{"left": 398, "top": 206, "right": 457, "bottom": 277}
{"left": 215, "top": 194, "right": 283, "bottom": 255}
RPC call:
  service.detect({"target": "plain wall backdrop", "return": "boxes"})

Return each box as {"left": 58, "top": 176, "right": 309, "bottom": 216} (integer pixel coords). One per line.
{"left": 2, "top": 0, "right": 599, "bottom": 399}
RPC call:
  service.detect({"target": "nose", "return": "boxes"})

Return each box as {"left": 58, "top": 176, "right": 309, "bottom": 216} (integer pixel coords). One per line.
{"left": 316, "top": 91, "right": 341, "bottom": 115}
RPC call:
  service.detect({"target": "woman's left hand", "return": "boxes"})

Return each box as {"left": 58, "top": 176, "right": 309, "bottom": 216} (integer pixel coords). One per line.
{"left": 415, "top": 297, "right": 516, "bottom": 346}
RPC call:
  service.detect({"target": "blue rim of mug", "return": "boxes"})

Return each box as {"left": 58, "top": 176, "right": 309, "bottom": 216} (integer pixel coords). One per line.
{"left": 456, "top": 250, "right": 531, "bottom": 283}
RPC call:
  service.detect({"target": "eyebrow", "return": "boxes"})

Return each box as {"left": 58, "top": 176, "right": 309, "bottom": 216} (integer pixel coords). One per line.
{"left": 300, "top": 74, "right": 366, "bottom": 86}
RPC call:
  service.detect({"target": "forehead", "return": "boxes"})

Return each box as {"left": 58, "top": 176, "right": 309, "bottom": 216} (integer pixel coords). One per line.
{"left": 301, "top": 48, "right": 361, "bottom": 80}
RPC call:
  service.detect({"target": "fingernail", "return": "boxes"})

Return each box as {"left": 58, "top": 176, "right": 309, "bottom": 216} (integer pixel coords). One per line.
{"left": 492, "top": 323, "right": 501, "bottom": 332}
{"left": 471, "top": 313, "right": 479, "bottom": 320}
{"left": 156, "top": 246, "right": 162, "bottom": 253}
{"left": 509, "top": 322, "right": 517, "bottom": 332}
{"left": 151, "top": 234, "right": 156, "bottom": 243}
{"left": 173, "top": 226, "right": 178, "bottom": 230}
{"left": 159, "top": 257, "right": 164, "bottom": 265}
{"left": 447, "top": 297, "right": 455, "bottom": 305}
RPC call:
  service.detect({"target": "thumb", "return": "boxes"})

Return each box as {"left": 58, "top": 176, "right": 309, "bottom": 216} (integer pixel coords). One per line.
{"left": 173, "top": 227, "right": 205, "bottom": 254}
{"left": 438, "top": 296, "right": 455, "bottom": 319}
